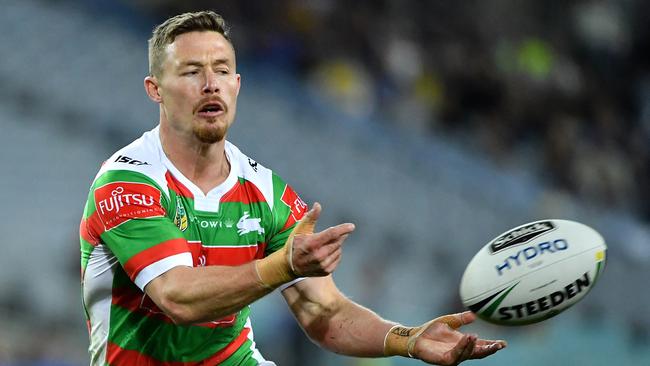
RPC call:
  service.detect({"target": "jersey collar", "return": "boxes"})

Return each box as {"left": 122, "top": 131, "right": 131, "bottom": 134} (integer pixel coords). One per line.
{"left": 154, "top": 125, "right": 239, "bottom": 212}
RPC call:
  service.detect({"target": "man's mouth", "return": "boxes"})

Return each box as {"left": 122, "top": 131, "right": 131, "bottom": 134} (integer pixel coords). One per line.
{"left": 197, "top": 102, "right": 225, "bottom": 117}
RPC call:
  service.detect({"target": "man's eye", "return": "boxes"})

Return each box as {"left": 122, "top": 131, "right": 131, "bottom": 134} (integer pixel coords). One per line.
{"left": 183, "top": 71, "right": 199, "bottom": 76}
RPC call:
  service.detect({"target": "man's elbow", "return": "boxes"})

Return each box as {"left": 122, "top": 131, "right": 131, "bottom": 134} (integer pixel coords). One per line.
{"left": 299, "top": 302, "right": 342, "bottom": 349}
{"left": 146, "top": 269, "right": 201, "bottom": 325}
{"left": 158, "top": 294, "right": 199, "bottom": 325}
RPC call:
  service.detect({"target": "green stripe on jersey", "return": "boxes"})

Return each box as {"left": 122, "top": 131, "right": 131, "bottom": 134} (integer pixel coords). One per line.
{"left": 266, "top": 173, "right": 297, "bottom": 253}
{"left": 221, "top": 339, "right": 258, "bottom": 366}
{"left": 80, "top": 238, "right": 94, "bottom": 270}
{"left": 99, "top": 217, "right": 185, "bottom": 265}
{"left": 108, "top": 303, "right": 251, "bottom": 362}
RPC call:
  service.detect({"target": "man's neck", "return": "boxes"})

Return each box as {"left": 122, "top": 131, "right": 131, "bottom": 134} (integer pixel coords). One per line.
{"left": 160, "top": 124, "right": 231, "bottom": 195}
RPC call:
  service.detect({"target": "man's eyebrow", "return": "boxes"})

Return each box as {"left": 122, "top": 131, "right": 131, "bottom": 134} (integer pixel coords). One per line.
{"left": 211, "top": 58, "right": 231, "bottom": 65}
{"left": 178, "top": 59, "right": 231, "bottom": 68}
{"left": 179, "top": 61, "right": 204, "bottom": 68}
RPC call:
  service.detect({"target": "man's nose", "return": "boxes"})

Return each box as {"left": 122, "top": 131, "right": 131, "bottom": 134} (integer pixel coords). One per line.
{"left": 202, "top": 71, "right": 220, "bottom": 94}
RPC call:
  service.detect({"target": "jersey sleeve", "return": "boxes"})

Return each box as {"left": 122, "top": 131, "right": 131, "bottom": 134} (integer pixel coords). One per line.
{"left": 265, "top": 173, "right": 309, "bottom": 255}
{"left": 80, "top": 169, "right": 192, "bottom": 290}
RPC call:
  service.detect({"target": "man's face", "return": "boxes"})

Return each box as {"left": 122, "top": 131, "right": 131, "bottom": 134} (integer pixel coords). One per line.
{"left": 155, "top": 31, "right": 241, "bottom": 144}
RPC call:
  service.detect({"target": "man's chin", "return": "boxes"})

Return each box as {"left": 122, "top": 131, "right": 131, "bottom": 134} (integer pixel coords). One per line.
{"left": 193, "top": 125, "right": 227, "bottom": 144}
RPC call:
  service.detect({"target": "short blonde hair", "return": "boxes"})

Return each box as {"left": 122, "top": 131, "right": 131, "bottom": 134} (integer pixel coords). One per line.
{"left": 148, "top": 10, "right": 232, "bottom": 77}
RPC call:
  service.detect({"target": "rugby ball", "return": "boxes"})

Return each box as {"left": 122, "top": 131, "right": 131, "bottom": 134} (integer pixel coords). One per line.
{"left": 459, "top": 219, "right": 606, "bottom": 326}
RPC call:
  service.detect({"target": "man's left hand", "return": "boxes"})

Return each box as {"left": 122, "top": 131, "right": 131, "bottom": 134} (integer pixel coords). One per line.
{"left": 385, "top": 311, "right": 507, "bottom": 365}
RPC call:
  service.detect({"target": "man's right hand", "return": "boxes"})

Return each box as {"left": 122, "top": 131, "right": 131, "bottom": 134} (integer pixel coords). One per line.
{"left": 289, "top": 202, "right": 355, "bottom": 276}
{"left": 255, "top": 203, "right": 355, "bottom": 288}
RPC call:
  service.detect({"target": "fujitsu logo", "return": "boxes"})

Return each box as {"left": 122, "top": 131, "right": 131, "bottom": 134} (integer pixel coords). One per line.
{"left": 94, "top": 182, "right": 164, "bottom": 230}
{"left": 281, "top": 185, "right": 307, "bottom": 223}
{"left": 97, "top": 186, "right": 156, "bottom": 214}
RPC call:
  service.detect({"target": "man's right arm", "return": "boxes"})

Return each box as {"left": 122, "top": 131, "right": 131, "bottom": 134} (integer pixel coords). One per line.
{"left": 144, "top": 203, "right": 355, "bottom": 325}
{"left": 144, "top": 262, "right": 271, "bottom": 324}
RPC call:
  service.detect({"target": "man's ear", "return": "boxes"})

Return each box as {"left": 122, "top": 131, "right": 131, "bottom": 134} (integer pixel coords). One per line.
{"left": 144, "top": 75, "right": 162, "bottom": 103}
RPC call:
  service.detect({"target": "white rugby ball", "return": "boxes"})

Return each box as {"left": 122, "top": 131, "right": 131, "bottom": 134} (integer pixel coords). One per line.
{"left": 459, "top": 219, "right": 606, "bottom": 326}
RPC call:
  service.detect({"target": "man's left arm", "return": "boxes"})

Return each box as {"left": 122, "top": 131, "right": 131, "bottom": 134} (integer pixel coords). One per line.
{"left": 282, "top": 275, "right": 507, "bottom": 364}
{"left": 282, "top": 275, "right": 391, "bottom": 357}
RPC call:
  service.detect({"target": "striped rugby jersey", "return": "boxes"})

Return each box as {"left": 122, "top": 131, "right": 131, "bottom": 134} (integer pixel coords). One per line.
{"left": 79, "top": 126, "right": 307, "bottom": 365}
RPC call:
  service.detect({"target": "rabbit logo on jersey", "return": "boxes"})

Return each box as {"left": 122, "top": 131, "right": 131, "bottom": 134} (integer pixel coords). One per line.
{"left": 237, "top": 212, "right": 264, "bottom": 236}
{"left": 94, "top": 182, "right": 164, "bottom": 230}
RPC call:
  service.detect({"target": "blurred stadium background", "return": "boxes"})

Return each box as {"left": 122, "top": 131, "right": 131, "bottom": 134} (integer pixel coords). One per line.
{"left": 1, "top": 0, "right": 649, "bottom": 365}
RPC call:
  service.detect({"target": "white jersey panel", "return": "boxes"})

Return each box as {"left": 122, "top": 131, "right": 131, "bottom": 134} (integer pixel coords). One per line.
{"left": 94, "top": 128, "right": 170, "bottom": 201}
{"left": 83, "top": 244, "right": 117, "bottom": 366}
{"left": 225, "top": 142, "right": 275, "bottom": 211}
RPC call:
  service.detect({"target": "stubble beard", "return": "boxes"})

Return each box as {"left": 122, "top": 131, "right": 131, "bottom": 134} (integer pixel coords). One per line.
{"left": 193, "top": 118, "right": 228, "bottom": 144}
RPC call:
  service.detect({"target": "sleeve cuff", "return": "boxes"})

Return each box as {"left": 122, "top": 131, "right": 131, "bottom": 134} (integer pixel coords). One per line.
{"left": 278, "top": 277, "right": 306, "bottom": 292}
{"left": 134, "top": 252, "right": 193, "bottom": 290}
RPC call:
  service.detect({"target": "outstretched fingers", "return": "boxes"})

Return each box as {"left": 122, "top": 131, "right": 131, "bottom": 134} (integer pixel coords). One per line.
{"left": 289, "top": 203, "right": 355, "bottom": 277}
{"left": 321, "top": 246, "right": 343, "bottom": 273}
{"left": 447, "top": 335, "right": 506, "bottom": 362}
{"left": 471, "top": 339, "right": 507, "bottom": 359}
{"left": 439, "top": 333, "right": 500, "bottom": 365}
{"left": 435, "top": 311, "right": 506, "bottom": 360}
{"left": 413, "top": 312, "right": 506, "bottom": 365}
{"left": 307, "top": 228, "right": 352, "bottom": 273}
{"left": 455, "top": 334, "right": 477, "bottom": 363}
{"left": 318, "top": 223, "right": 356, "bottom": 243}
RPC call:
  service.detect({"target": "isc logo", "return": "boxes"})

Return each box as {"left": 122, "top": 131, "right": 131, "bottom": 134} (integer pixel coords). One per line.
{"left": 495, "top": 239, "right": 568, "bottom": 276}
{"left": 114, "top": 155, "right": 150, "bottom": 165}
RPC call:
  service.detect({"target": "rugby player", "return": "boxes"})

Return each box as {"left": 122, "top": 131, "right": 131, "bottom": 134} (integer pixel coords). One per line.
{"left": 79, "top": 10, "right": 506, "bottom": 365}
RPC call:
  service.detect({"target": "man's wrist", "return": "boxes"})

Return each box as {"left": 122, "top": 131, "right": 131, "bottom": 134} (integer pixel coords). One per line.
{"left": 254, "top": 248, "right": 296, "bottom": 289}
{"left": 383, "top": 324, "right": 415, "bottom": 358}
{"left": 255, "top": 206, "right": 316, "bottom": 288}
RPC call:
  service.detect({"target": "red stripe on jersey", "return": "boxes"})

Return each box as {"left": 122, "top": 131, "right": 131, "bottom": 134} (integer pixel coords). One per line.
{"left": 111, "top": 286, "right": 237, "bottom": 328}
{"left": 256, "top": 242, "right": 267, "bottom": 259}
{"left": 201, "top": 245, "right": 262, "bottom": 266}
{"left": 112, "top": 287, "right": 171, "bottom": 323}
{"left": 186, "top": 241, "right": 203, "bottom": 267}
{"left": 280, "top": 185, "right": 308, "bottom": 232}
{"left": 221, "top": 180, "right": 266, "bottom": 204}
{"left": 123, "top": 238, "right": 190, "bottom": 281}
{"left": 165, "top": 171, "right": 194, "bottom": 198}
{"left": 80, "top": 214, "right": 101, "bottom": 246}
{"left": 105, "top": 328, "right": 250, "bottom": 365}
{"left": 185, "top": 241, "right": 266, "bottom": 268}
